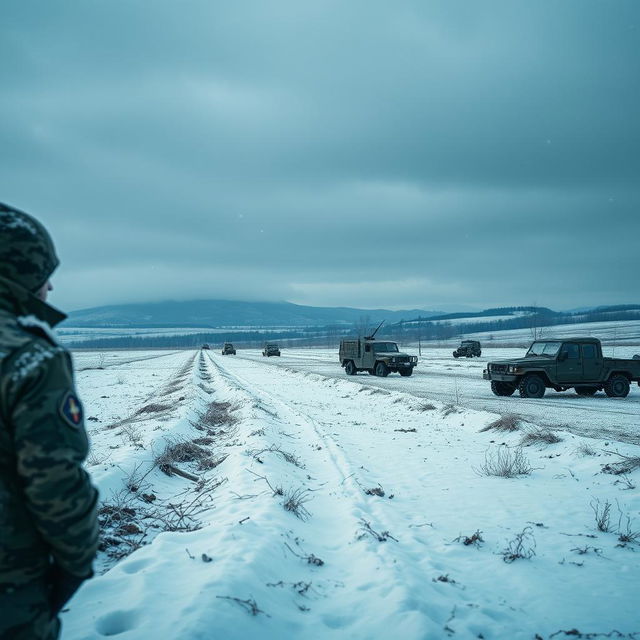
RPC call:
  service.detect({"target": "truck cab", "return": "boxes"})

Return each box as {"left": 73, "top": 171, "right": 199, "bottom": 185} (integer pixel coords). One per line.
{"left": 483, "top": 337, "right": 640, "bottom": 398}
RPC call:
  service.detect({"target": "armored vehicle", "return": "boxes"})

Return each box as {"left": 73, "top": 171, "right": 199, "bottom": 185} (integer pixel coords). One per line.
{"left": 201, "top": 343, "right": 211, "bottom": 350}
{"left": 453, "top": 340, "right": 481, "bottom": 358}
{"left": 483, "top": 337, "right": 640, "bottom": 398}
{"left": 339, "top": 322, "right": 417, "bottom": 377}
{"left": 221, "top": 342, "right": 236, "bottom": 355}
{"left": 263, "top": 342, "right": 281, "bottom": 357}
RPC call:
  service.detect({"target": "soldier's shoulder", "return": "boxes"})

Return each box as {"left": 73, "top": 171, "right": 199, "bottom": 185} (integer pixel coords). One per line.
{"left": 0, "top": 311, "right": 61, "bottom": 350}
{"left": 0, "top": 312, "right": 67, "bottom": 381}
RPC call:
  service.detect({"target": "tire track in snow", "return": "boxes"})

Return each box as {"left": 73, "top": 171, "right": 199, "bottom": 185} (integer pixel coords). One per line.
{"left": 205, "top": 353, "right": 516, "bottom": 637}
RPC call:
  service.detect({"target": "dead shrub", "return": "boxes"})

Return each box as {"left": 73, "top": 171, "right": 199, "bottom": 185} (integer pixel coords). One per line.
{"left": 135, "top": 403, "right": 172, "bottom": 416}
{"left": 200, "top": 401, "right": 238, "bottom": 428}
{"left": 574, "top": 443, "right": 598, "bottom": 457}
{"left": 419, "top": 402, "right": 436, "bottom": 411}
{"left": 520, "top": 429, "right": 562, "bottom": 446}
{"left": 283, "top": 487, "right": 312, "bottom": 520}
{"left": 480, "top": 414, "right": 521, "bottom": 433}
{"left": 602, "top": 454, "right": 640, "bottom": 476}
{"left": 591, "top": 498, "right": 613, "bottom": 532}
{"left": 154, "top": 438, "right": 216, "bottom": 475}
{"left": 453, "top": 530, "right": 484, "bottom": 547}
{"left": 476, "top": 446, "right": 532, "bottom": 478}
{"left": 501, "top": 527, "right": 536, "bottom": 562}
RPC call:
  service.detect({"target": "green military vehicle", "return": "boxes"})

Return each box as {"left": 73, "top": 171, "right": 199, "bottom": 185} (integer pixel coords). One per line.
{"left": 221, "top": 342, "right": 236, "bottom": 355}
{"left": 483, "top": 337, "right": 640, "bottom": 398}
{"left": 453, "top": 340, "right": 482, "bottom": 358}
{"left": 339, "top": 322, "right": 418, "bottom": 377}
{"left": 262, "top": 342, "right": 281, "bottom": 357}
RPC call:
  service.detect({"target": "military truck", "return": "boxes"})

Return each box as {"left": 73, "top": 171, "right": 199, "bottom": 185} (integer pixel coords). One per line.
{"left": 221, "top": 342, "right": 236, "bottom": 355}
{"left": 339, "top": 322, "right": 418, "bottom": 377}
{"left": 483, "top": 337, "right": 640, "bottom": 398}
{"left": 453, "top": 340, "right": 482, "bottom": 358}
{"left": 201, "top": 343, "right": 211, "bottom": 350}
{"left": 262, "top": 343, "right": 281, "bottom": 357}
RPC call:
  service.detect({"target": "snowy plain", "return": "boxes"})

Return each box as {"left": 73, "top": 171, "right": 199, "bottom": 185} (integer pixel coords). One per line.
{"left": 62, "top": 347, "right": 640, "bottom": 639}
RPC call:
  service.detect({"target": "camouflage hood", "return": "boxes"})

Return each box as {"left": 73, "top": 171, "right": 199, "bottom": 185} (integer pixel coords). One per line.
{"left": 0, "top": 202, "right": 66, "bottom": 326}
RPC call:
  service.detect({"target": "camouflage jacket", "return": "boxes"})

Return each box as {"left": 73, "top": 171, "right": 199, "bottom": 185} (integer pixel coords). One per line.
{"left": 0, "top": 205, "right": 98, "bottom": 589}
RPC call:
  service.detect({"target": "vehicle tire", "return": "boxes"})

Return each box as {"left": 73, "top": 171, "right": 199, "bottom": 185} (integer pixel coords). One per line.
{"left": 604, "top": 374, "right": 630, "bottom": 398}
{"left": 518, "top": 374, "right": 546, "bottom": 398}
{"left": 575, "top": 387, "right": 598, "bottom": 396}
{"left": 375, "top": 361, "right": 389, "bottom": 377}
{"left": 345, "top": 361, "right": 357, "bottom": 376}
{"left": 399, "top": 368, "right": 413, "bottom": 377}
{"left": 466, "top": 354, "right": 472, "bottom": 358}
{"left": 477, "top": 351, "right": 482, "bottom": 357}
{"left": 368, "top": 369, "right": 375, "bottom": 375}
{"left": 491, "top": 381, "right": 516, "bottom": 396}
{"left": 453, "top": 352, "right": 459, "bottom": 358}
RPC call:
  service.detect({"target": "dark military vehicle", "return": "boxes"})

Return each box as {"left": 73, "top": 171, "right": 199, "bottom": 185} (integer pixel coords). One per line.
{"left": 262, "top": 342, "right": 281, "bottom": 357}
{"left": 453, "top": 340, "right": 482, "bottom": 358}
{"left": 483, "top": 337, "right": 640, "bottom": 398}
{"left": 339, "top": 322, "right": 418, "bottom": 377}
{"left": 201, "top": 343, "right": 211, "bottom": 350}
{"left": 221, "top": 342, "right": 236, "bottom": 355}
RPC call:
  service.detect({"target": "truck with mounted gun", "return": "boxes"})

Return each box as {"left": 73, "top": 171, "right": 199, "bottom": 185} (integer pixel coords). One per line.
{"left": 339, "top": 321, "right": 418, "bottom": 377}
{"left": 483, "top": 337, "right": 640, "bottom": 398}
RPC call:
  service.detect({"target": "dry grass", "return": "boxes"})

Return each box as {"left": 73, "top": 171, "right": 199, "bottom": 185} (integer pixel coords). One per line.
{"left": 200, "top": 401, "right": 238, "bottom": 428}
{"left": 476, "top": 446, "right": 533, "bottom": 478}
{"left": 134, "top": 403, "right": 172, "bottom": 416}
{"left": 574, "top": 443, "right": 598, "bottom": 457}
{"left": 154, "top": 437, "right": 224, "bottom": 474}
{"left": 520, "top": 429, "right": 562, "bottom": 446}
{"left": 480, "top": 414, "right": 522, "bottom": 433}
{"left": 601, "top": 454, "right": 640, "bottom": 476}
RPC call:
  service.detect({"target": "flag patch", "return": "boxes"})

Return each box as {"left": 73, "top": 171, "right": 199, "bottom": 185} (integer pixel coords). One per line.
{"left": 60, "top": 392, "right": 83, "bottom": 429}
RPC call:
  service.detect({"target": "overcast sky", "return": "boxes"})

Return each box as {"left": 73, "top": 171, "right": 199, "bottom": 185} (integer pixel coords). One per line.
{"left": 1, "top": 1, "right": 638, "bottom": 312}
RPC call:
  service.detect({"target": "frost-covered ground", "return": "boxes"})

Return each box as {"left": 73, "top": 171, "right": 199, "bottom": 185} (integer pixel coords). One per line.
{"left": 63, "top": 349, "right": 640, "bottom": 639}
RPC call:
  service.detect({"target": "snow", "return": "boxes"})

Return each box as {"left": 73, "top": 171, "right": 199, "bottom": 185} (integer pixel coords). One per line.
{"left": 61, "top": 349, "right": 640, "bottom": 639}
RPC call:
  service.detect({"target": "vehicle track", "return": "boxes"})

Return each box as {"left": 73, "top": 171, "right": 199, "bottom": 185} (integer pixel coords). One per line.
{"left": 205, "top": 352, "right": 519, "bottom": 634}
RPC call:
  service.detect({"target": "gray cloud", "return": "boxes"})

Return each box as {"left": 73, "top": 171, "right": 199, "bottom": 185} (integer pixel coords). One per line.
{"left": 1, "top": 0, "right": 638, "bottom": 312}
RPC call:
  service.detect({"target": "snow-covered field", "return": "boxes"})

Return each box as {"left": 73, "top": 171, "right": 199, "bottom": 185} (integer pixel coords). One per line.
{"left": 63, "top": 349, "right": 640, "bottom": 639}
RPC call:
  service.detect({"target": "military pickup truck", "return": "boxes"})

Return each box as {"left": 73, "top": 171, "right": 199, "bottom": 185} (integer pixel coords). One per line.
{"left": 221, "top": 342, "right": 236, "bottom": 355}
{"left": 483, "top": 337, "right": 640, "bottom": 398}
{"left": 339, "top": 332, "right": 417, "bottom": 377}
{"left": 262, "top": 343, "right": 281, "bottom": 357}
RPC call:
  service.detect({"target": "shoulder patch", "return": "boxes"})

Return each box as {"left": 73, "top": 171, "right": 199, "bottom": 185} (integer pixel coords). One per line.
{"left": 59, "top": 392, "right": 83, "bottom": 429}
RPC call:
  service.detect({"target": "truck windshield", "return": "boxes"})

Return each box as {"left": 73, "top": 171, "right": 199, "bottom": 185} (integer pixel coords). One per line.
{"left": 372, "top": 342, "right": 399, "bottom": 353}
{"left": 526, "top": 342, "right": 561, "bottom": 357}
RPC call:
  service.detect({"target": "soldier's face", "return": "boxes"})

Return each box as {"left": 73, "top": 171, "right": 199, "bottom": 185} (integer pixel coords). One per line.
{"left": 36, "top": 280, "right": 53, "bottom": 302}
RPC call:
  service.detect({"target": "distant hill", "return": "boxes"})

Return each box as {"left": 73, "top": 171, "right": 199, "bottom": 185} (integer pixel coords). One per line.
{"left": 64, "top": 299, "right": 443, "bottom": 328}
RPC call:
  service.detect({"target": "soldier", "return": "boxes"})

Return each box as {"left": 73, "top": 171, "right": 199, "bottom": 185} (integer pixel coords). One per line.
{"left": 0, "top": 203, "right": 99, "bottom": 639}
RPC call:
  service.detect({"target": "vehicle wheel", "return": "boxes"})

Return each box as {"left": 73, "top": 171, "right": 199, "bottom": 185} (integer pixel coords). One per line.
{"left": 518, "top": 374, "right": 546, "bottom": 398}
{"left": 375, "top": 361, "right": 389, "bottom": 377}
{"left": 477, "top": 351, "right": 482, "bottom": 357}
{"left": 453, "top": 352, "right": 459, "bottom": 358}
{"left": 491, "top": 381, "right": 516, "bottom": 396}
{"left": 345, "top": 361, "right": 357, "bottom": 375}
{"left": 604, "top": 374, "right": 630, "bottom": 398}
{"left": 368, "top": 369, "right": 375, "bottom": 375}
{"left": 466, "top": 354, "right": 472, "bottom": 358}
{"left": 399, "top": 369, "right": 413, "bottom": 377}
{"left": 575, "top": 387, "right": 598, "bottom": 396}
